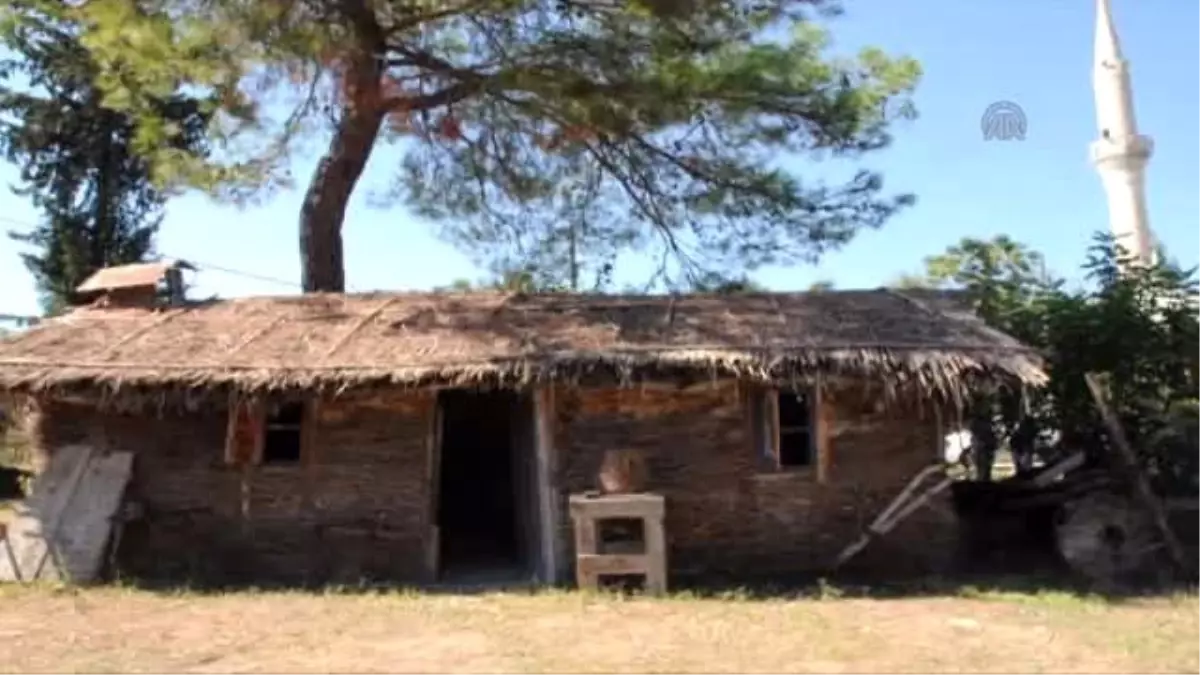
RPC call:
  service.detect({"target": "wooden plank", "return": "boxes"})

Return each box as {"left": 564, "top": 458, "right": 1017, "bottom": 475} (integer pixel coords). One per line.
{"left": 223, "top": 314, "right": 286, "bottom": 359}
{"left": 833, "top": 463, "right": 949, "bottom": 569}
{"left": 424, "top": 395, "right": 443, "bottom": 581}
{"left": 0, "top": 445, "right": 134, "bottom": 583}
{"left": 299, "top": 398, "right": 320, "bottom": 514}
{"left": 1, "top": 527, "right": 21, "bottom": 582}
{"left": 573, "top": 516, "right": 599, "bottom": 590}
{"left": 576, "top": 553, "right": 650, "bottom": 576}
{"left": 568, "top": 493, "right": 665, "bottom": 520}
{"left": 31, "top": 446, "right": 98, "bottom": 580}
{"left": 1, "top": 445, "right": 92, "bottom": 582}
{"left": 644, "top": 515, "right": 668, "bottom": 595}
{"left": 50, "top": 451, "right": 134, "bottom": 582}
{"left": 533, "top": 386, "right": 559, "bottom": 584}
{"left": 322, "top": 296, "right": 399, "bottom": 359}
{"left": 815, "top": 379, "right": 833, "bottom": 483}
{"left": 96, "top": 308, "right": 190, "bottom": 361}
{"left": 573, "top": 517, "right": 597, "bottom": 556}
{"left": 934, "top": 404, "right": 946, "bottom": 461}
{"left": 768, "top": 388, "right": 781, "bottom": 469}
{"left": 1084, "top": 373, "right": 1191, "bottom": 575}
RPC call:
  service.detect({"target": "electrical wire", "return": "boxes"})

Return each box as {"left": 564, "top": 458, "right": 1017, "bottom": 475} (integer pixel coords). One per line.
{"left": 0, "top": 214, "right": 309, "bottom": 291}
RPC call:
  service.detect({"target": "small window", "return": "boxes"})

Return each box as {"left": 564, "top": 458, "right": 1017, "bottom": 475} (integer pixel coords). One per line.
{"left": 262, "top": 402, "right": 304, "bottom": 464}
{"left": 777, "top": 390, "right": 814, "bottom": 468}
{"left": 753, "top": 387, "right": 818, "bottom": 472}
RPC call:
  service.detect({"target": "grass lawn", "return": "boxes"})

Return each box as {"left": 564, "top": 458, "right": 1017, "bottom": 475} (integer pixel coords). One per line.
{"left": 0, "top": 584, "right": 1194, "bottom": 673}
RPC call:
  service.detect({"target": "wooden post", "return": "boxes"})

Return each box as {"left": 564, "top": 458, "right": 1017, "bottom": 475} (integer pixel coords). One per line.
{"left": 533, "top": 386, "right": 560, "bottom": 584}
{"left": 1084, "top": 372, "right": 1191, "bottom": 576}
{"left": 424, "top": 394, "right": 443, "bottom": 582}
{"left": 815, "top": 379, "right": 833, "bottom": 483}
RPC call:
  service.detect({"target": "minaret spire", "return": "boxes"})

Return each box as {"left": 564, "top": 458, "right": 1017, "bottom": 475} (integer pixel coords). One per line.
{"left": 1090, "top": 0, "right": 1156, "bottom": 266}
{"left": 1094, "top": 0, "right": 1123, "bottom": 65}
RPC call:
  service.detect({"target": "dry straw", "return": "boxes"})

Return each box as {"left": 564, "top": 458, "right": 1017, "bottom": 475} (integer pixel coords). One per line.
{"left": 0, "top": 289, "right": 1046, "bottom": 404}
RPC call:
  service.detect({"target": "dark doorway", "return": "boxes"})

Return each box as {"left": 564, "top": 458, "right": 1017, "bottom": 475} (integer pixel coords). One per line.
{"left": 436, "top": 389, "right": 537, "bottom": 580}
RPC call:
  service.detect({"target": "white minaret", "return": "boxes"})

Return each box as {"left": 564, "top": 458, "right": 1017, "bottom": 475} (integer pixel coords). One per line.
{"left": 1090, "top": 0, "right": 1156, "bottom": 266}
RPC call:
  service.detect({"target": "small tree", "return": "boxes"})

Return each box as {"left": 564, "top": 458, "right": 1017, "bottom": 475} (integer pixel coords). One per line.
{"left": 1, "top": 4, "right": 208, "bottom": 313}
{"left": 918, "top": 233, "right": 1199, "bottom": 494}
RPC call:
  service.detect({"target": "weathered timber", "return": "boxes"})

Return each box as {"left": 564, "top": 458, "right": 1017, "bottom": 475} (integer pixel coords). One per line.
{"left": 833, "top": 463, "right": 953, "bottom": 569}
{"left": 1057, "top": 490, "right": 1158, "bottom": 583}
{"left": 0, "top": 445, "right": 134, "bottom": 583}
{"left": 570, "top": 492, "right": 667, "bottom": 594}
{"left": 1084, "top": 373, "right": 1190, "bottom": 576}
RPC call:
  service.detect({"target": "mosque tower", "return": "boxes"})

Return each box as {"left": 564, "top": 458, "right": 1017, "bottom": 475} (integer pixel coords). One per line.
{"left": 1089, "top": 0, "right": 1156, "bottom": 265}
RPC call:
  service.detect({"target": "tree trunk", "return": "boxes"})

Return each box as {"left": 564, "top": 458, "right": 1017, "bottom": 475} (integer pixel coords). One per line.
{"left": 299, "top": 51, "right": 386, "bottom": 293}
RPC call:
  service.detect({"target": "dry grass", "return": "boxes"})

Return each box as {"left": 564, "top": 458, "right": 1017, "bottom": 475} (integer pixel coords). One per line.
{"left": 0, "top": 585, "right": 1194, "bottom": 673}
{"left": 0, "top": 288, "right": 1045, "bottom": 398}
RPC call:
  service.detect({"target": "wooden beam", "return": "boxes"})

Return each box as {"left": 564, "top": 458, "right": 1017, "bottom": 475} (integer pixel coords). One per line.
{"left": 815, "top": 379, "right": 833, "bottom": 483}
{"left": 534, "top": 386, "right": 561, "bottom": 584}
{"left": 97, "top": 307, "right": 190, "bottom": 361}
{"left": 768, "top": 389, "right": 781, "bottom": 469}
{"left": 224, "top": 314, "right": 287, "bottom": 359}
{"left": 1084, "top": 372, "right": 1191, "bottom": 576}
{"left": 300, "top": 398, "right": 321, "bottom": 515}
{"left": 424, "top": 393, "right": 443, "bottom": 582}
{"left": 323, "top": 297, "right": 399, "bottom": 360}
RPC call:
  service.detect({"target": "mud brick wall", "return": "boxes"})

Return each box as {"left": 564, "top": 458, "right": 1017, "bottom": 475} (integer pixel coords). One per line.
{"left": 32, "top": 391, "right": 432, "bottom": 586}
{"left": 553, "top": 384, "right": 957, "bottom": 581}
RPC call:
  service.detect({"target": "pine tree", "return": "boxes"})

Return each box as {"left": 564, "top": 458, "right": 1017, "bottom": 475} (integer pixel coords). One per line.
{"left": 0, "top": 4, "right": 208, "bottom": 312}
{"left": 55, "top": 0, "right": 920, "bottom": 291}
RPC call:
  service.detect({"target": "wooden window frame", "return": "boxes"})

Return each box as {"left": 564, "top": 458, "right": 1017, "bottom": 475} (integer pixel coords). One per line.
{"left": 751, "top": 384, "right": 830, "bottom": 481}
{"left": 225, "top": 398, "right": 315, "bottom": 467}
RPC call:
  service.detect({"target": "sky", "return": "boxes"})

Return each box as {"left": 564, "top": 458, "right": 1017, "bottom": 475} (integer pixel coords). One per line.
{"left": 0, "top": 0, "right": 1197, "bottom": 317}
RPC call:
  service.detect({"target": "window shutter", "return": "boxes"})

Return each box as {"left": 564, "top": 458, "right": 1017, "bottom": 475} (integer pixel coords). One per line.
{"left": 766, "top": 389, "right": 781, "bottom": 467}
{"left": 225, "top": 400, "right": 264, "bottom": 465}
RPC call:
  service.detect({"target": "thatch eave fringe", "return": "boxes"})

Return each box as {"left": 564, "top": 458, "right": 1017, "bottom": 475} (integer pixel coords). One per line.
{"left": 0, "top": 345, "right": 1045, "bottom": 400}
{"left": 0, "top": 289, "right": 1047, "bottom": 410}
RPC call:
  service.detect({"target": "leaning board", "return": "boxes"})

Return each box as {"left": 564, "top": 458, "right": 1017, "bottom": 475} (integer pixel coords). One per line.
{"left": 0, "top": 445, "right": 134, "bottom": 583}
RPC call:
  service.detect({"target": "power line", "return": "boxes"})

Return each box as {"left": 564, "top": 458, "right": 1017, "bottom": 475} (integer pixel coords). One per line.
{"left": 168, "top": 256, "right": 302, "bottom": 290}
{"left": 0, "top": 213, "right": 307, "bottom": 290}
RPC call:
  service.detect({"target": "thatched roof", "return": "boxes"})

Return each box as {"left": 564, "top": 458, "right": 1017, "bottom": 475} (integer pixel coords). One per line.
{"left": 0, "top": 289, "right": 1045, "bottom": 398}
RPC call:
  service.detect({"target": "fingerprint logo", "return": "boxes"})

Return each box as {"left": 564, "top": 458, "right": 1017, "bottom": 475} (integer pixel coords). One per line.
{"left": 981, "top": 101, "right": 1027, "bottom": 141}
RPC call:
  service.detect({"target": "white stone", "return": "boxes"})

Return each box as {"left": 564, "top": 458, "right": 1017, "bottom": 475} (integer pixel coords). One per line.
{"left": 1090, "top": 0, "right": 1157, "bottom": 267}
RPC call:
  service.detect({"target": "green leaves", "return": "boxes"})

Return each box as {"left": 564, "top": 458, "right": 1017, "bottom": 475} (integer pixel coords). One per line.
{"left": 1, "top": 2, "right": 209, "bottom": 312}
{"left": 24, "top": 0, "right": 921, "bottom": 288}
{"left": 921, "top": 232, "right": 1199, "bottom": 494}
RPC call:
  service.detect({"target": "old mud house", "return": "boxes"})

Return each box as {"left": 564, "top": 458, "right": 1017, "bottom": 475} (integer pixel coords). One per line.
{"left": 0, "top": 279, "right": 1046, "bottom": 586}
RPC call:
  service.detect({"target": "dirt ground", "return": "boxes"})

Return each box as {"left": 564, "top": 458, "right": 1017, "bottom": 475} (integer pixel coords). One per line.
{"left": 0, "top": 585, "right": 1194, "bottom": 673}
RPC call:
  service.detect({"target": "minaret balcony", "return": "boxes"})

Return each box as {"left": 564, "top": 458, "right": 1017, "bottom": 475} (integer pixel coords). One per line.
{"left": 1090, "top": 134, "right": 1153, "bottom": 170}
